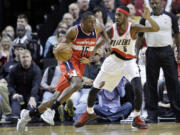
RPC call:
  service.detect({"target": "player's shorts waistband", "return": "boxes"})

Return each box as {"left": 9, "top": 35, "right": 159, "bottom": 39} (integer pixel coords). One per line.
{"left": 111, "top": 51, "right": 133, "bottom": 61}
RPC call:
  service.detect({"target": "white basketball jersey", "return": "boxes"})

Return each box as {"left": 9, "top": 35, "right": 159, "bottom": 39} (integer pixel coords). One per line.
{"left": 110, "top": 22, "right": 136, "bottom": 59}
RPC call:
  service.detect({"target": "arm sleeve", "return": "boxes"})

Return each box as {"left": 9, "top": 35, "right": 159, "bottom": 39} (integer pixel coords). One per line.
{"left": 43, "top": 38, "right": 51, "bottom": 58}
{"left": 7, "top": 69, "right": 16, "bottom": 96}
{"left": 165, "top": 12, "right": 179, "bottom": 34}
{"left": 138, "top": 18, "right": 146, "bottom": 37}
{"left": 31, "top": 66, "right": 42, "bottom": 97}
{"left": 40, "top": 67, "right": 49, "bottom": 89}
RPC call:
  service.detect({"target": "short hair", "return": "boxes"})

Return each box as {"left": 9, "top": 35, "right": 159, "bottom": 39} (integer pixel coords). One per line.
{"left": 81, "top": 11, "right": 94, "bottom": 21}
{"left": 57, "top": 21, "right": 68, "bottom": 29}
{"left": 14, "top": 43, "right": 26, "bottom": 49}
{"left": 20, "top": 49, "right": 31, "bottom": 56}
{"left": 17, "top": 14, "right": 28, "bottom": 22}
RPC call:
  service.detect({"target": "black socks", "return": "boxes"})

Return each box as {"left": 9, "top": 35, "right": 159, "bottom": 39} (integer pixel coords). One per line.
{"left": 51, "top": 101, "right": 60, "bottom": 110}
{"left": 29, "top": 108, "right": 40, "bottom": 118}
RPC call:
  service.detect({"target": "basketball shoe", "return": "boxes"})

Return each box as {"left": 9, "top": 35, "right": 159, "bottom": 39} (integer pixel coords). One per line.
{"left": 132, "top": 115, "right": 149, "bottom": 129}
{"left": 74, "top": 111, "right": 96, "bottom": 128}
{"left": 16, "top": 109, "right": 31, "bottom": 132}
{"left": 41, "top": 108, "right": 55, "bottom": 125}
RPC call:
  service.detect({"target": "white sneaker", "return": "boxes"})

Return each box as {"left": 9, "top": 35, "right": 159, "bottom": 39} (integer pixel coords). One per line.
{"left": 41, "top": 108, "right": 55, "bottom": 125}
{"left": 16, "top": 109, "right": 31, "bottom": 132}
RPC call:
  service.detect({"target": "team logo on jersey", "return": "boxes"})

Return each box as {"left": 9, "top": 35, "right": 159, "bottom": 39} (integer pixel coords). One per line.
{"left": 110, "top": 39, "right": 131, "bottom": 52}
{"left": 110, "top": 39, "right": 131, "bottom": 46}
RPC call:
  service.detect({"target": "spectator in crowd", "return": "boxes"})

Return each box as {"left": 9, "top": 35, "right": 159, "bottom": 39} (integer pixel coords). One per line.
{"left": 103, "top": 0, "right": 116, "bottom": 22}
{"left": 77, "top": 0, "right": 89, "bottom": 13}
{"left": 44, "top": 22, "right": 68, "bottom": 58}
{"left": 121, "top": 0, "right": 135, "bottom": 6}
{"left": 4, "top": 25, "right": 15, "bottom": 40}
{"left": 17, "top": 14, "right": 32, "bottom": 33}
{"left": 73, "top": 0, "right": 89, "bottom": 25}
{"left": 157, "top": 80, "right": 174, "bottom": 118}
{"left": 94, "top": 77, "right": 132, "bottom": 122}
{"left": 0, "top": 43, "right": 25, "bottom": 120}
{"left": 93, "top": 6, "right": 113, "bottom": 29}
{"left": 68, "top": 3, "right": 80, "bottom": 22}
{"left": 0, "top": 36, "right": 12, "bottom": 66}
{"left": 26, "top": 32, "right": 43, "bottom": 67}
{"left": 0, "top": 78, "right": 12, "bottom": 119}
{"left": 8, "top": 49, "right": 41, "bottom": 119}
{"left": 62, "top": 13, "right": 74, "bottom": 29}
{"left": 9, "top": 25, "right": 30, "bottom": 61}
{"left": 102, "top": 0, "right": 122, "bottom": 22}
{"left": 127, "top": 3, "right": 141, "bottom": 24}
{"left": 136, "top": 0, "right": 180, "bottom": 123}
{"left": 41, "top": 65, "right": 62, "bottom": 103}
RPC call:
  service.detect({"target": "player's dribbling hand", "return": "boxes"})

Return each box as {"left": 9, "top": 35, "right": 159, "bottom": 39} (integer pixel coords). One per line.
{"left": 80, "top": 57, "right": 91, "bottom": 64}
{"left": 143, "top": 5, "right": 150, "bottom": 19}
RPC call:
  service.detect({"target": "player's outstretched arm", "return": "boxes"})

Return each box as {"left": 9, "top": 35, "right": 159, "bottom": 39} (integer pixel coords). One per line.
{"left": 91, "top": 24, "right": 112, "bottom": 56}
{"left": 131, "top": 5, "right": 160, "bottom": 39}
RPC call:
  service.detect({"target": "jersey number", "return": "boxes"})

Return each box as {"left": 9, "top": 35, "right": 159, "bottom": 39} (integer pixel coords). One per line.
{"left": 81, "top": 46, "right": 89, "bottom": 57}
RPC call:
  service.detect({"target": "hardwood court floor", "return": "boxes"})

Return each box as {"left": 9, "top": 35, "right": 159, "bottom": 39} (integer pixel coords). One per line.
{"left": 0, "top": 123, "right": 180, "bottom": 135}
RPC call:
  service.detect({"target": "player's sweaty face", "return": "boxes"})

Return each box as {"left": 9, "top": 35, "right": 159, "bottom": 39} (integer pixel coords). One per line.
{"left": 84, "top": 16, "right": 96, "bottom": 32}
{"left": 115, "top": 12, "right": 125, "bottom": 24}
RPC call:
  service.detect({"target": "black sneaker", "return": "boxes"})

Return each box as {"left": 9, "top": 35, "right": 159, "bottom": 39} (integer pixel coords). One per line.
{"left": 145, "top": 116, "right": 157, "bottom": 123}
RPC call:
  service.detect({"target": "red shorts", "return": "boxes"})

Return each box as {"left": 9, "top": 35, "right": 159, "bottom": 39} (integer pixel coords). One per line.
{"left": 56, "top": 58, "right": 86, "bottom": 93}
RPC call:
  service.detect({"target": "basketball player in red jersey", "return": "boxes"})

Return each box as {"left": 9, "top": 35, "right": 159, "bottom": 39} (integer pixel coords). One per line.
{"left": 74, "top": 5, "right": 159, "bottom": 129}
{"left": 17, "top": 11, "right": 109, "bottom": 132}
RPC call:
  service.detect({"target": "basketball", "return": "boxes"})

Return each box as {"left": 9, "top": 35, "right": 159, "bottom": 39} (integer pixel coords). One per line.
{"left": 53, "top": 42, "right": 73, "bottom": 61}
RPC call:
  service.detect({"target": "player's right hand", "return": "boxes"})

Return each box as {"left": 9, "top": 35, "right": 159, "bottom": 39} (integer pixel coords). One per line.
{"left": 80, "top": 57, "right": 91, "bottom": 64}
{"left": 143, "top": 5, "right": 150, "bottom": 20}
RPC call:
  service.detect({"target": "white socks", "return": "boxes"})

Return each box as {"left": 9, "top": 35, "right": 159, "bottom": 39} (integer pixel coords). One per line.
{"left": 134, "top": 110, "right": 140, "bottom": 117}
{"left": 87, "top": 107, "right": 94, "bottom": 114}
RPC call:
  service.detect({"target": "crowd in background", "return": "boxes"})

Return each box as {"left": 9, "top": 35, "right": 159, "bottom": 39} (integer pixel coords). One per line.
{"left": 0, "top": 0, "right": 179, "bottom": 125}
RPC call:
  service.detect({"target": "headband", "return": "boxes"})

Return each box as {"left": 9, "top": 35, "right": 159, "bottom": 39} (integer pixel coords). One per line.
{"left": 116, "top": 8, "right": 130, "bottom": 16}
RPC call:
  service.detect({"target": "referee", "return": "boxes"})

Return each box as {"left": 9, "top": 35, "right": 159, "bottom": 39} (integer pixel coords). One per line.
{"left": 136, "top": 0, "right": 180, "bottom": 123}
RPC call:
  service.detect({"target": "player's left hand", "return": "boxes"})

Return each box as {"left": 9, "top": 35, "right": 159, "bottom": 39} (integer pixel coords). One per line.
{"left": 80, "top": 57, "right": 91, "bottom": 64}
{"left": 143, "top": 4, "right": 150, "bottom": 19}
{"left": 28, "top": 97, "right": 37, "bottom": 108}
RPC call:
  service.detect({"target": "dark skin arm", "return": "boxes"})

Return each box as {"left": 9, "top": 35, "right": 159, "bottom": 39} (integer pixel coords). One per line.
{"left": 90, "top": 25, "right": 113, "bottom": 57}
{"left": 135, "top": 35, "right": 144, "bottom": 64}
{"left": 174, "top": 33, "right": 180, "bottom": 63}
{"left": 82, "top": 23, "right": 111, "bottom": 63}
{"left": 131, "top": 5, "right": 160, "bottom": 39}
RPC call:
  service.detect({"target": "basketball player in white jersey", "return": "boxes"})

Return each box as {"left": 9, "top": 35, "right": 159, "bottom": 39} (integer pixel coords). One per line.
{"left": 74, "top": 5, "right": 159, "bottom": 129}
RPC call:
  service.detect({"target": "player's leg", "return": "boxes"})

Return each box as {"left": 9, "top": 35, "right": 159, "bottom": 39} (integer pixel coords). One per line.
{"left": 124, "top": 59, "right": 148, "bottom": 129}
{"left": 16, "top": 90, "right": 60, "bottom": 132}
{"left": 41, "top": 76, "right": 83, "bottom": 125}
{"left": 74, "top": 54, "right": 123, "bottom": 128}
{"left": 131, "top": 77, "right": 148, "bottom": 129}
{"left": 74, "top": 70, "right": 113, "bottom": 128}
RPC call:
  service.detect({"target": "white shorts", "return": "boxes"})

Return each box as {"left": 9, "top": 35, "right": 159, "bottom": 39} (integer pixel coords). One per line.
{"left": 93, "top": 54, "right": 140, "bottom": 92}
